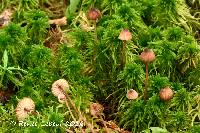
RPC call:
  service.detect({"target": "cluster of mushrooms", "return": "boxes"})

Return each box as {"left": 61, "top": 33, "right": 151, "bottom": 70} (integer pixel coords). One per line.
{"left": 117, "top": 23, "right": 174, "bottom": 102}
{"left": 15, "top": 78, "right": 106, "bottom": 121}
{"left": 126, "top": 47, "right": 174, "bottom": 101}
{"left": 15, "top": 79, "right": 69, "bottom": 121}
{"left": 15, "top": 8, "right": 174, "bottom": 124}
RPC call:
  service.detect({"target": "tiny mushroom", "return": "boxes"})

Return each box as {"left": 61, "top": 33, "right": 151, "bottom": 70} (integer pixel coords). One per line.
{"left": 0, "top": 9, "right": 12, "bottom": 27}
{"left": 51, "top": 79, "right": 69, "bottom": 97}
{"left": 118, "top": 29, "right": 132, "bottom": 41}
{"left": 90, "top": 102, "right": 104, "bottom": 117}
{"left": 16, "top": 97, "right": 35, "bottom": 121}
{"left": 87, "top": 8, "right": 101, "bottom": 21}
{"left": 126, "top": 89, "right": 138, "bottom": 100}
{"left": 139, "top": 48, "right": 156, "bottom": 64}
{"left": 159, "top": 87, "right": 174, "bottom": 101}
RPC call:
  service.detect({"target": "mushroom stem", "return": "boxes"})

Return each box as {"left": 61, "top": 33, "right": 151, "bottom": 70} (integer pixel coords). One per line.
{"left": 144, "top": 63, "right": 149, "bottom": 101}
{"left": 94, "top": 20, "right": 97, "bottom": 41}
{"left": 93, "top": 20, "right": 98, "bottom": 66}
{"left": 121, "top": 41, "right": 127, "bottom": 68}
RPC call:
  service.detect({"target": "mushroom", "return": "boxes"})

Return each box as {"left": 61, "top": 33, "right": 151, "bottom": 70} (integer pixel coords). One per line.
{"left": 90, "top": 103, "right": 104, "bottom": 117}
{"left": 118, "top": 29, "right": 132, "bottom": 41}
{"left": 139, "top": 48, "right": 156, "bottom": 101}
{"left": 51, "top": 79, "right": 69, "bottom": 97}
{"left": 118, "top": 29, "right": 132, "bottom": 68}
{"left": 0, "top": 9, "right": 12, "bottom": 27}
{"left": 16, "top": 97, "right": 35, "bottom": 121}
{"left": 126, "top": 89, "right": 138, "bottom": 100}
{"left": 159, "top": 87, "right": 174, "bottom": 101}
{"left": 87, "top": 8, "right": 101, "bottom": 21}
{"left": 139, "top": 48, "right": 155, "bottom": 64}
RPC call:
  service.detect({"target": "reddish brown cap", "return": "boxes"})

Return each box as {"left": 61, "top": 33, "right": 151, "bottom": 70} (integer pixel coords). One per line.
{"left": 87, "top": 8, "right": 101, "bottom": 21}
{"left": 140, "top": 48, "right": 156, "bottom": 63}
{"left": 159, "top": 87, "right": 174, "bottom": 101}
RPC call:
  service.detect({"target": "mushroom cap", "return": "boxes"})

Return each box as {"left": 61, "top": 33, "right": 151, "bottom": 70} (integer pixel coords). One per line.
{"left": 159, "top": 87, "right": 174, "bottom": 101}
{"left": 126, "top": 89, "right": 138, "bottom": 100}
{"left": 139, "top": 48, "right": 156, "bottom": 63}
{"left": 87, "top": 8, "right": 101, "bottom": 21}
{"left": 16, "top": 97, "right": 35, "bottom": 121}
{"left": 0, "top": 9, "right": 12, "bottom": 20}
{"left": 118, "top": 29, "right": 132, "bottom": 41}
{"left": 58, "top": 93, "right": 66, "bottom": 103}
{"left": 90, "top": 103, "right": 104, "bottom": 117}
{"left": 51, "top": 79, "right": 69, "bottom": 97}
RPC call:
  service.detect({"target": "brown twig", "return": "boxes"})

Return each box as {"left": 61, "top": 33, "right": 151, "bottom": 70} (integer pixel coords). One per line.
{"left": 100, "top": 115, "right": 109, "bottom": 133}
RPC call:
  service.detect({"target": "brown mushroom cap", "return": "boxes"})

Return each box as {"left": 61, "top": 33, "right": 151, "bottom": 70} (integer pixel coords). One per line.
{"left": 159, "top": 87, "right": 174, "bottom": 101}
{"left": 90, "top": 102, "right": 104, "bottom": 117}
{"left": 87, "top": 8, "right": 101, "bottom": 21}
{"left": 16, "top": 97, "right": 35, "bottom": 120}
{"left": 139, "top": 48, "right": 156, "bottom": 63}
{"left": 51, "top": 79, "right": 69, "bottom": 97}
{"left": 126, "top": 89, "right": 138, "bottom": 100}
{"left": 118, "top": 29, "right": 132, "bottom": 41}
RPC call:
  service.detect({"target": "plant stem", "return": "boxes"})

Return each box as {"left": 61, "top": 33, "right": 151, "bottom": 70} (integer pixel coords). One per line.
{"left": 100, "top": 115, "right": 109, "bottom": 133}
{"left": 0, "top": 70, "right": 5, "bottom": 88}
{"left": 93, "top": 20, "right": 97, "bottom": 67}
{"left": 144, "top": 63, "right": 148, "bottom": 101}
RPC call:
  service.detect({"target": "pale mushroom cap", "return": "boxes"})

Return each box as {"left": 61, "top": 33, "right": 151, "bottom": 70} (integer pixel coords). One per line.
{"left": 159, "top": 87, "right": 174, "bottom": 101}
{"left": 126, "top": 89, "right": 138, "bottom": 100}
{"left": 0, "top": 9, "right": 12, "bottom": 20}
{"left": 58, "top": 93, "right": 66, "bottom": 103}
{"left": 51, "top": 79, "right": 69, "bottom": 97}
{"left": 16, "top": 97, "right": 35, "bottom": 120}
{"left": 90, "top": 103, "right": 104, "bottom": 117}
{"left": 140, "top": 48, "right": 156, "bottom": 63}
{"left": 118, "top": 29, "right": 132, "bottom": 41}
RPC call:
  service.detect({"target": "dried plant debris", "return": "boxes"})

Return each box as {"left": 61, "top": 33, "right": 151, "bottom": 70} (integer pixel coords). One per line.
{"left": 48, "top": 16, "right": 67, "bottom": 26}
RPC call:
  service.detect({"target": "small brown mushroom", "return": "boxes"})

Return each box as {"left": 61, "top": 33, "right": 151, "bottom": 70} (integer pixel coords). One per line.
{"left": 90, "top": 102, "right": 104, "bottom": 117}
{"left": 140, "top": 48, "right": 156, "bottom": 64}
{"left": 15, "top": 97, "right": 35, "bottom": 120}
{"left": 118, "top": 29, "right": 132, "bottom": 41}
{"left": 126, "top": 89, "right": 138, "bottom": 100}
{"left": 87, "top": 8, "right": 101, "bottom": 21}
{"left": 159, "top": 87, "right": 174, "bottom": 101}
